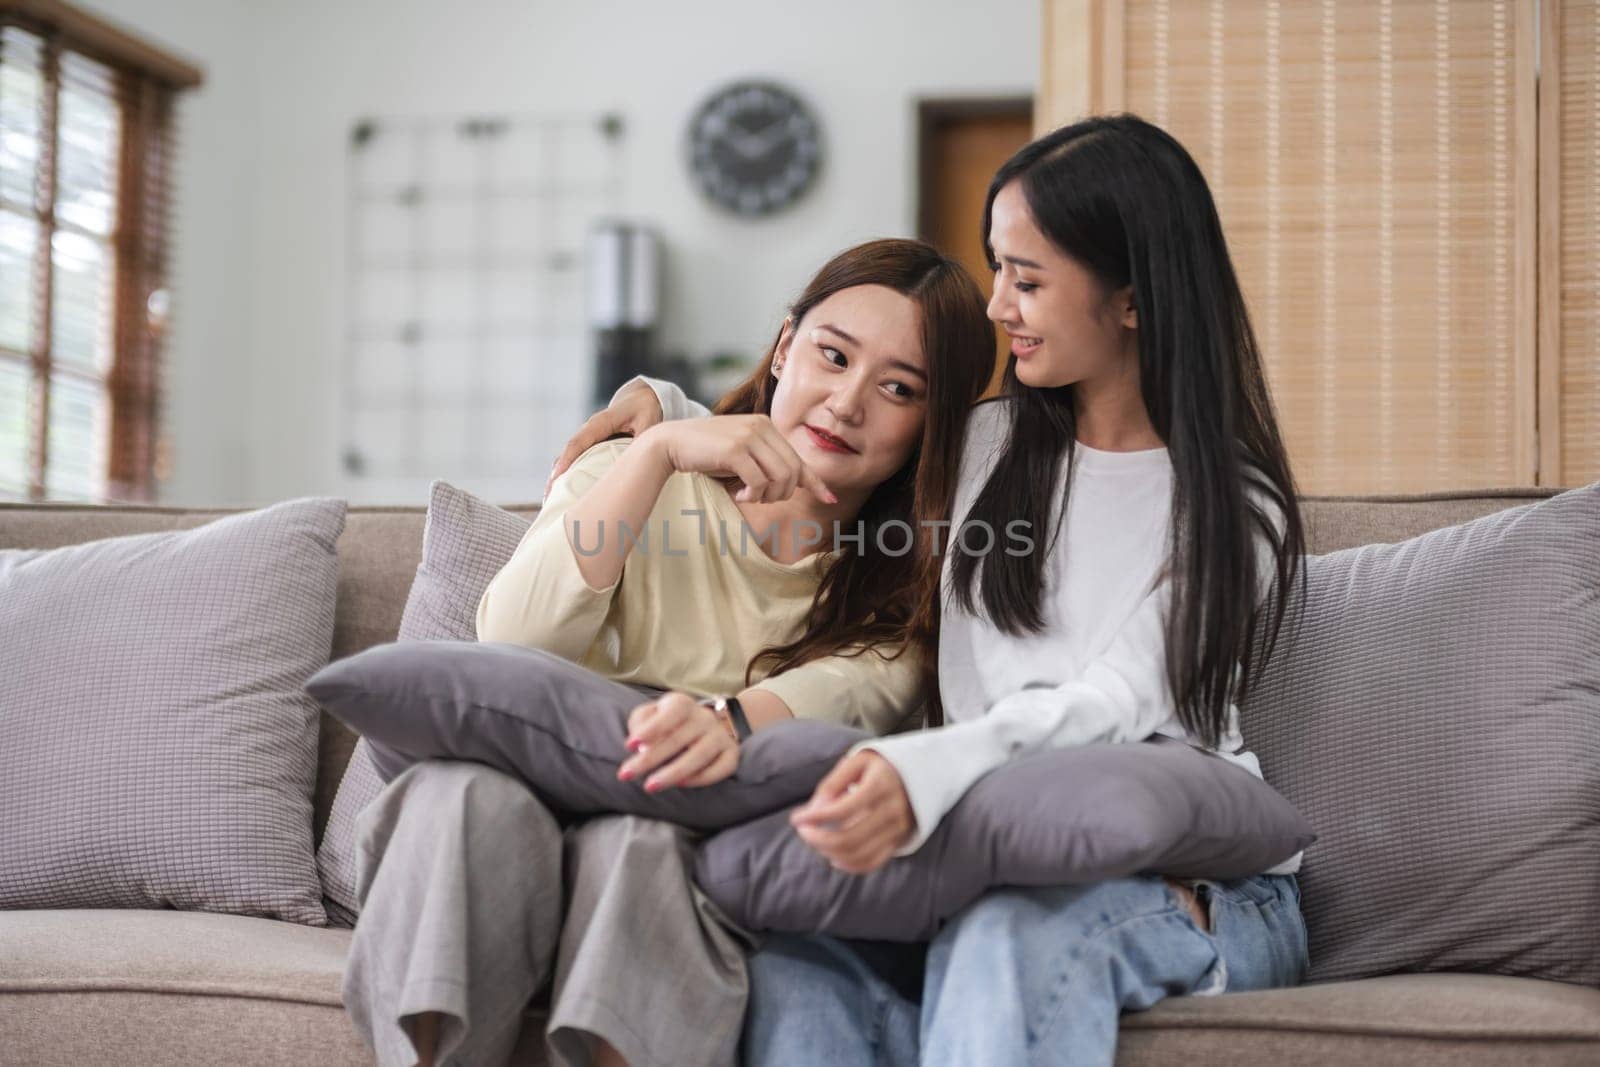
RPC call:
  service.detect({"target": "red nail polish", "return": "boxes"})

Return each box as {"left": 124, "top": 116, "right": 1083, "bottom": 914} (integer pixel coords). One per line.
{"left": 617, "top": 768, "right": 633, "bottom": 781}
{"left": 625, "top": 738, "right": 641, "bottom": 752}
{"left": 645, "top": 780, "right": 661, "bottom": 793}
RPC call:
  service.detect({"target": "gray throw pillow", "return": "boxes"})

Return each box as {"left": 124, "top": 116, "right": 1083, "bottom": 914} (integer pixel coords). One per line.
{"left": 306, "top": 640, "right": 863, "bottom": 828}
{"left": 0, "top": 497, "right": 345, "bottom": 925}
{"left": 1242, "top": 482, "right": 1600, "bottom": 987}
{"left": 315, "top": 480, "right": 530, "bottom": 924}
{"left": 692, "top": 736, "right": 1314, "bottom": 941}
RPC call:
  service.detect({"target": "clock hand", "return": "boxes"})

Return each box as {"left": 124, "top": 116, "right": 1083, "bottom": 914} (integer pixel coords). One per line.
{"left": 745, "top": 121, "right": 791, "bottom": 158}
{"left": 727, "top": 129, "right": 768, "bottom": 160}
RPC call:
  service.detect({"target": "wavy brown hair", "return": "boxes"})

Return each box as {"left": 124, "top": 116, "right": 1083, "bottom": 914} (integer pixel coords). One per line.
{"left": 714, "top": 238, "right": 992, "bottom": 726}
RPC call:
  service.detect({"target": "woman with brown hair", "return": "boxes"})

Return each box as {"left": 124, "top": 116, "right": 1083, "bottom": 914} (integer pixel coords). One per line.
{"left": 339, "top": 237, "right": 994, "bottom": 1067}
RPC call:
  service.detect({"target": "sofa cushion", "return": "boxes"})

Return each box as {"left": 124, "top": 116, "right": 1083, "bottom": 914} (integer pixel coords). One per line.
{"left": 0, "top": 909, "right": 363, "bottom": 1066}
{"left": 2, "top": 914, "right": 1593, "bottom": 1067}
{"left": 0, "top": 908, "right": 352, "bottom": 1003}
{"left": 1242, "top": 482, "right": 1600, "bottom": 986}
{"left": 316, "top": 481, "right": 532, "bottom": 924}
{"left": 1120, "top": 973, "right": 1600, "bottom": 1064}
{"left": 0, "top": 500, "right": 454, "bottom": 850}
{"left": 0, "top": 497, "right": 345, "bottom": 925}
{"left": 1297, "top": 488, "right": 1558, "bottom": 553}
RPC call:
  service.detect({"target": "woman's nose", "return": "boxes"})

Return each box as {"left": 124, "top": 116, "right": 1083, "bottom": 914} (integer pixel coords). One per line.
{"left": 829, "top": 373, "right": 870, "bottom": 423}
{"left": 987, "top": 283, "right": 1012, "bottom": 325}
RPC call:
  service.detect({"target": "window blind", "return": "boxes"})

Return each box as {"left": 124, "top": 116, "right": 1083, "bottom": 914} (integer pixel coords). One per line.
{"left": 1554, "top": 0, "right": 1599, "bottom": 487}
{"left": 1122, "top": 0, "right": 1536, "bottom": 494}
{"left": 0, "top": 3, "right": 194, "bottom": 503}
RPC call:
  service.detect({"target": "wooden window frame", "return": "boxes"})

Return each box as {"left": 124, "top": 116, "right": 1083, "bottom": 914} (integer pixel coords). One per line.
{"left": 0, "top": 0, "right": 200, "bottom": 502}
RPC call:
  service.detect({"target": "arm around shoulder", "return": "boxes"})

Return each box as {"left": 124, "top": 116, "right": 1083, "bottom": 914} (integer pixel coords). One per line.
{"left": 614, "top": 375, "right": 713, "bottom": 422}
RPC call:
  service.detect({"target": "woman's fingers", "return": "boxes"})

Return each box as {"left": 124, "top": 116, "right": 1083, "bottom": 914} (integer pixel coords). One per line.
{"left": 798, "top": 796, "right": 894, "bottom": 849}
{"left": 678, "top": 746, "right": 740, "bottom": 789}
{"left": 803, "top": 820, "right": 901, "bottom": 873}
{"left": 547, "top": 381, "right": 664, "bottom": 494}
{"left": 796, "top": 801, "right": 902, "bottom": 872}
{"left": 614, "top": 380, "right": 667, "bottom": 434}
{"left": 619, "top": 694, "right": 698, "bottom": 779}
{"left": 644, "top": 730, "right": 731, "bottom": 792}
{"left": 728, "top": 418, "right": 822, "bottom": 504}
{"left": 739, "top": 433, "right": 799, "bottom": 503}
{"left": 625, "top": 698, "right": 664, "bottom": 739}
{"left": 755, "top": 420, "right": 836, "bottom": 504}
{"left": 795, "top": 463, "right": 838, "bottom": 505}
{"left": 793, "top": 786, "right": 867, "bottom": 829}
{"left": 725, "top": 452, "right": 773, "bottom": 504}
{"left": 618, "top": 718, "right": 698, "bottom": 781}
{"left": 547, "top": 410, "right": 622, "bottom": 495}
{"left": 793, "top": 752, "right": 914, "bottom": 871}
{"left": 792, "top": 753, "right": 870, "bottom": 825}
{"left": 656, "top": 414, "right": 836, "bottom": 505}
{"left": 756, "top": 421, "right": 818, "bottom": 501}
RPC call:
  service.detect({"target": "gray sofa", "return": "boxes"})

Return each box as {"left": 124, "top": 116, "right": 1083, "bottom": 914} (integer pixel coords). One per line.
{"left": 2, "top": 489, "right": 1597, "bottom": 1066}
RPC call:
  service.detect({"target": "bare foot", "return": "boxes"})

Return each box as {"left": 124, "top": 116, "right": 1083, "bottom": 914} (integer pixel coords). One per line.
{"left": 410, "top": 1010, "right": 442, "bottom": 1067}
{"left": 593, "top": 1038, "right": 630, "bottom": 1067}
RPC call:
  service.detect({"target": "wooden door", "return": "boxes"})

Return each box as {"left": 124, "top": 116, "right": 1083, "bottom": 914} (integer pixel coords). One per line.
{"left": 918, "top": 101, "right": 1034, "bottom": 397}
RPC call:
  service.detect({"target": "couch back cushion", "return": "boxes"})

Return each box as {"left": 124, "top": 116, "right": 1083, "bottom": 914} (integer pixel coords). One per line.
{"left": 0, "top": 499, "right": 538, "bottom": 844}
{"left": 0, "top": 498, "right": 346, "bottom": 924}
{"left": 1243, "top": 483, "right": 1600, "bottom": 986}
{"left": 0, "top": 487, "right": 1555, "bottom": 852}
{"left": 315, "top": 482, "right": 537, "bottom": 922}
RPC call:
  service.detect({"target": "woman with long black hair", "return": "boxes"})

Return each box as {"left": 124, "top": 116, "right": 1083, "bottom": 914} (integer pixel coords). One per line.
{"left": 574, "top": 114, "right": 1310, "bottom": 1065}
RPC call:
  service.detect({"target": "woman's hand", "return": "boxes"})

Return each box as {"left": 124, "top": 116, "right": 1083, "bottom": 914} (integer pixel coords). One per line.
{"left": 642, "top": 416, "right": 836, "bottom": 504}
{"left": 617, "top": 692, "right": 740, "bottom": 791}
{"left": 546, "top": 379, "right": 666, "bottom": 497}
{"left": 789, "top": 750, "right": 914, "bottom": 874}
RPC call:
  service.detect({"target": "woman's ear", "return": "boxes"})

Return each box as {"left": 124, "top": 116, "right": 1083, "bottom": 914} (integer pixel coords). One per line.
{"left": 1114, "top": 285, "right": 1137, "bottom": 330}
{"left": 772, "top": 316, "right": 796, "bottom": 378}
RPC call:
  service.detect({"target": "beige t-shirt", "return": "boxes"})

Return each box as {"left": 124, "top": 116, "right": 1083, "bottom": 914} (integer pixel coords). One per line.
{"left": 475, "top": 438, "right": 921, "bottom": 735}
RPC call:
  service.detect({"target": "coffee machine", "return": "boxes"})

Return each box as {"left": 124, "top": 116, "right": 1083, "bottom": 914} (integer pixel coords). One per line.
{"left": 587, "top": 221, "right": 659, "bottom": 405}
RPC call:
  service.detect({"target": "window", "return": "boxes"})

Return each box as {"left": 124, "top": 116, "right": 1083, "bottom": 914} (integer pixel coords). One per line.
{"left": 0, "top": 1, "right": 199, "bottom": 502}
{"left": 1039, "top": 0, "right": 1600, "bottom": 493}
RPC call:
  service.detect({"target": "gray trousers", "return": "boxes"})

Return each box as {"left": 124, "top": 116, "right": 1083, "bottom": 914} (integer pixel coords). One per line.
{"left": 340, "top": 759, "right": 752, "bottom": 1067}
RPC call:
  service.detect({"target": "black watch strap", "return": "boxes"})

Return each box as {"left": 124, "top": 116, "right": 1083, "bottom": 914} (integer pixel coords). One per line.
{"left": 722, "top": 695, "right": 753, "bottom": 741}
{"left": 703, "top": 694, "right": 753, "bottom": 741}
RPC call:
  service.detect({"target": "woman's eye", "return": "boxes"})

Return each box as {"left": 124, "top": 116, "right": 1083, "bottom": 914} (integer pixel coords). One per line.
{"left": 1015, "top": 281, "right": 1038, "bottom": 294}
{"left": 820, "top": 346, "right": 847, "bottom": 367}
{"left": 883, "top": 381, "right": 917, "bottom": 401}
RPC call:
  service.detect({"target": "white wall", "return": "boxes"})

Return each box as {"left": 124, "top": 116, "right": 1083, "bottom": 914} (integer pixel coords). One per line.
{"left": 87, "top": 0, "right": 1036, "bottom": 506}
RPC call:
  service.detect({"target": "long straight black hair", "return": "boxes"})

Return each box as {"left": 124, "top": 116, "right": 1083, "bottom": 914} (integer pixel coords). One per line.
{"left": 950, "top": 113, "right": 1306, "bottom": 749}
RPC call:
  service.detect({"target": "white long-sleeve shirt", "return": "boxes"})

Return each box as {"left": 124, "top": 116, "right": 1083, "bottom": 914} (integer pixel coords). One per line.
{"left": 626, "top": 377, "right": 1301, "bottom": 875}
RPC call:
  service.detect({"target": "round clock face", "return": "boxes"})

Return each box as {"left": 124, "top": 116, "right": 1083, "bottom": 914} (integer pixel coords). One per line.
{"left": 688, "top": 81, "right": 822, "bottom": 217}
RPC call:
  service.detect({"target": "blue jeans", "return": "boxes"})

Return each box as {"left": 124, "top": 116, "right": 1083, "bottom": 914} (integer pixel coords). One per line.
{"left": 742, "top": 874, "right": 1308, "bottom": 1067}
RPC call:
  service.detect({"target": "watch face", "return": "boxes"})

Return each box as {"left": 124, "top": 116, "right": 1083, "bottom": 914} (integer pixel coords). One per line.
{"left": 688, "top": 81, "right": 822, "bottom": 217}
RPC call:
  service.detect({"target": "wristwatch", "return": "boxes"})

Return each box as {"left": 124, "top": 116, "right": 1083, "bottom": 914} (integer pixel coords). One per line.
{"left": 700, "top": 694, "right": 753, "bottom": 742}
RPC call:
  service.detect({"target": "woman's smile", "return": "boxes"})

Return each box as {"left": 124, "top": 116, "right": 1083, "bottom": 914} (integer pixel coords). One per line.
{"left": 1008, "top": 332, "right": 1043, "bottom": 359}
{"left": 804, "top": 424, "right": 859, "bottom": 454}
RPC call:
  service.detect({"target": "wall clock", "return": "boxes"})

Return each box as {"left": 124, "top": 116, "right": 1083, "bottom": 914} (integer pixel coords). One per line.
{"left": 687, "top": 80, "right": 822, "bottom": 217}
